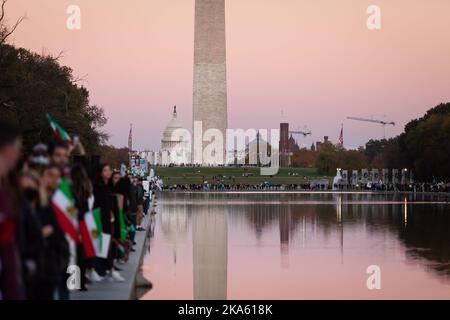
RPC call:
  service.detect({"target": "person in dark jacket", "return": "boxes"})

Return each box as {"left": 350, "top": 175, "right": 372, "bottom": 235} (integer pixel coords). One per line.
{"left": 17, "top": 171, "right": 45, "bottom": 299}
{"left": 128, "top": 177, "right": 138, "bottom": 243}
{"left": 71, "top": 164, "right": 93, "bottom": 291}
{"left": 135, "top": 178, "right": 145, "bottom": 231}
{"left": 93, "top": 164, "right": 124, "bottom": 282}
{"left": 37, "top": 164, "right": 70, "bottom": 300}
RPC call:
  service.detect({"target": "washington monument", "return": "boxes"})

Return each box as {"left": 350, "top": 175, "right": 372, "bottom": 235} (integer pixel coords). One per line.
{"left": 193, "top": 0, "right": 228, "bottom": 165}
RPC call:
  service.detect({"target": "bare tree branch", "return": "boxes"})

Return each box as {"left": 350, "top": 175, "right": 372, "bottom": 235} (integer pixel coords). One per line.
{"left": 0, "top": 0, "right": 7, "bottom": 24}
{"left": 72, "top": 74, "right": 88, "bottom": 84}
{"left": 1, "top": 0, "right": 27, "bottom": 45}
{"left": 1, "top": 15, "right": 26, "bottom": 44}
{"left": 54, "top": 50, "right": 64, "bottom": 60}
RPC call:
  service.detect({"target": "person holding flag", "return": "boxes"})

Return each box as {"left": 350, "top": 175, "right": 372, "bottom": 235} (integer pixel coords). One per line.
{"left": 46, "top": 114, "right": 71, "bottom": 143}
{"left": 38, "top": 164, "right": 70, "bottom": 299}
{"left": 111, "top": 172, "right": 132, "bottom": 263}
{"left": 47, "top": 114, "right": 96, "bottom": 293}
{"left": 71, "top": 164, "right": 103, "bottom": 290}
{"left": 46, "top": 114, "right": 87, "bottom": 178}
{"left": 93, "top": 164, "right": 124, "bottom": 282}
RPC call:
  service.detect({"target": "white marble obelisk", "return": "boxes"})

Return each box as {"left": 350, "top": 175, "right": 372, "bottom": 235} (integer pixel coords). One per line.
{"left": 193, "top": 0, "right": 228, "bottom": 165}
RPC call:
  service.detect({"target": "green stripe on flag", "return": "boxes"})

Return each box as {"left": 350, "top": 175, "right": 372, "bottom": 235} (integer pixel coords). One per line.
{"left": 46, "top": 114, "right": 71, "bottom": 142}
{"left": 59, "top": 178, "right": 73, "bottom": 200}
{"left": 119, "top": 209, "right": 127, "bottom": 241}
{"left": 92, "top": 208, "right": 103, "bottom": 251}
{"left": 92, "top": 208, "right": 102, "bottom": 234}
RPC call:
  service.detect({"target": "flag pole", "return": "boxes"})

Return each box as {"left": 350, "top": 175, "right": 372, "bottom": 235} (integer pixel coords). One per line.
{"left": 128, "top": 123, "right": 133, "bottom": 171}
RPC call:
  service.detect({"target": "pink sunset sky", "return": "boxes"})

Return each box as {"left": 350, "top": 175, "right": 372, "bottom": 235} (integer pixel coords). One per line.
{"left": 5, "top": 0, "right": 450, "bottom": 150}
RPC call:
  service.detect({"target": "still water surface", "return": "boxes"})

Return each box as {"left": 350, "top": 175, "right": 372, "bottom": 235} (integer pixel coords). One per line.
{"left": 142, "top": 192, "right": 450, "bottom": 299}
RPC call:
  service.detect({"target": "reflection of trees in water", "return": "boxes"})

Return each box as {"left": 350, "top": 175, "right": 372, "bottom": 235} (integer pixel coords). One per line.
{"left": 341, "top": 196, "right": 450, "bottom": 278}
{"left": 229, "top": 192, "right": 450, "bottom": 280}
{"left": 239, "top": 193, "right": 342, "bottom": 240}
{"left": 398, "top": 204, "right": 450, "bottom": 278}
{"left": 160, "top": 192, "right": 450, "bottom": 281}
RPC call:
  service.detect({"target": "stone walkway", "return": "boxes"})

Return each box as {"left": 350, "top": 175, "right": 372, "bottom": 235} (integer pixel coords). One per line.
{"left": 71, "top": 213, "right": 152, "bottom": 300}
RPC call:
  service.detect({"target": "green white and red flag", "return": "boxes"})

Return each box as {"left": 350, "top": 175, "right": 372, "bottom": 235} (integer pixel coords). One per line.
{"left": 51, "top": 178, "right": 78, "bottom": 243}
{"left": 46, "top": 114, "right": 71, "bottom": 142}
{"left": 118, "top": 209, "right": 128, "bottom": 242}
{"left": 79, "top": 208, "right": 102, "bottom": 258}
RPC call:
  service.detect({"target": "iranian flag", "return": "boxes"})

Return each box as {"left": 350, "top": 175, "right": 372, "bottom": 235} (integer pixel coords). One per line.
{"left": 79, "top": 208, "right": 102, "bottom": 258}
{"left": 46, "top": 114, "right": 71, "bottom": 142}
{"left": 118, "top": 209, "right": 128, "bottom": 242}
{"left": 51, "top": 179, "right": 78, "bottom": 243}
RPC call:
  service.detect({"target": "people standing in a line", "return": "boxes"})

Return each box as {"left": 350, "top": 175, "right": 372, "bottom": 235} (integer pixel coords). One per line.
{"left": 17, "top": 170, "right": 45, "bottom": 299}
{"left": 0, "top": 121, "right": 23, "bottom": 300}
{"left": 114, "top": 173, "right": 136, "bottom": 249}
{"left": 128, "top": 177, "right": 138, "bottom": 243}
{"left": 37, "top": 164, "right": 70, "bottom": 300}
{"left": 135, "top": 178, "right": 145, "bottom": 231}
{"left": 71, "top": 164, "right": 94, "bottom": 291}
{"left": 110, "top": 171, "right": 127, "bottom": 267}
{"left": 93, "top": 164, "right": 124, "bottom": 282}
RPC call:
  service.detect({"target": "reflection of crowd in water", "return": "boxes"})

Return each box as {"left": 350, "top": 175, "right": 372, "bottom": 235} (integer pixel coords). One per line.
{"left": 332, "top": 182, "right": 450, "bottom": 192}
{"left": 164, "top": 182, "right": 450, "bottom": 192}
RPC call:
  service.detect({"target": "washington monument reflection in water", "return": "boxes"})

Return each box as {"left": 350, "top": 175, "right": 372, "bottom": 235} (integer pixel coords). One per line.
{"left": 192, "top": 198, "right": 228, "bottom": 299}
{"left": 144, "top": 192, "right": 450, "bottom": 300}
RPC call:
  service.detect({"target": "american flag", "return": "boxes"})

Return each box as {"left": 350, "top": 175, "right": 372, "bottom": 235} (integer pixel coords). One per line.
{"left": 338, "top": 124, "right": 344, "bottom": 146}
{"left": 128, "top": 124, "right": 133, "bottom": 151}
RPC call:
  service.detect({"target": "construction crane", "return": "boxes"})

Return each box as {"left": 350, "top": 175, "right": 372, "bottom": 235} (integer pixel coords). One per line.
{"left": 289, "top": 129, "right": 312, "bottom": 150}
{"left": 347, "top": 116, "right": 395, "bottom": 139}
{"left": 289, "top": 130, "right": 312, "bottom": 138}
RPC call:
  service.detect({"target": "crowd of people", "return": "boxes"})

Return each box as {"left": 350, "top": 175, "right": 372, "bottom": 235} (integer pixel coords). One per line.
{"left": 0, "top": 121, "right": 154, "bottom": 300}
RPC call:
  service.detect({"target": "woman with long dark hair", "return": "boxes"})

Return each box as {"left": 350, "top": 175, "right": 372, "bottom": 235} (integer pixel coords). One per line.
{"left": 93, "top": 164, "right": 124, "bottom": 282}
{"left": 71, "top": 164, "right": 96, "bottom": 290}
{"left": 37, "top": 164, "right": 70, "bottom": 300}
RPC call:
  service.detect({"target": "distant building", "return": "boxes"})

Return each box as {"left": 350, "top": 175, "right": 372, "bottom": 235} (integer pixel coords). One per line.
{"left": 160, "top": 106, "right": 190, "bottom": 165}
{"left": 245, "top": 131, "right": 271, "bottom": 166}
{"left": 279, "top": 123, "right": 291, "bottom": 167}
{"left": 316, "top": 136, "right": 330, "bottom": 152}
{"left": 288, "top": 134, "right": 300, "bottom": 153}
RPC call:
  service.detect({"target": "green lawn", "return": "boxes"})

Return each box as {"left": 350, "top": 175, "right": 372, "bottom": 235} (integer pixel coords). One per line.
{"left": 154, "top": 167, "right": 332, "bottom": 185}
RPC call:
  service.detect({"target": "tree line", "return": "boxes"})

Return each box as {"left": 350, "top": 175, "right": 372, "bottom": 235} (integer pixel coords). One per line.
{"left": 292, "top": 103, "right": 450, "bottom": 181}
{"left": 1, "top": 0, "right": 107, "bottom": 154}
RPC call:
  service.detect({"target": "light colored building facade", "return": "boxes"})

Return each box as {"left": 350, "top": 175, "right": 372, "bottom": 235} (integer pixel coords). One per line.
{"left": 160, "top": 106, "right": 190, "bottom": 165}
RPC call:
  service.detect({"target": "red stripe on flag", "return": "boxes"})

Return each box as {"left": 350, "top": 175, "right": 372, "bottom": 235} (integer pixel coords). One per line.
{"left": 51, "top": 203, "right": 79, "bottom": 243}
{"left": 79, "top": 220, "right": 96, "bottom": 258}
{"left": 54, "top": 129, "right": 64, "bottom": 142}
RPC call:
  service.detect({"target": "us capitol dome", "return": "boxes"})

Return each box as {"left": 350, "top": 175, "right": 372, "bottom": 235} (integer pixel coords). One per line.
{"left": 160, "top": 106, "right": 190, "bottom": 165}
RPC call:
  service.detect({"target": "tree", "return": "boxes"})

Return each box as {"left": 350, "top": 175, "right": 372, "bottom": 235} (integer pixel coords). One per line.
{"left": 364, "top": 139, "right": 389, "bottom": 164}
{"left": 0, "top": 45, "right": 108, "bottom": 153}
{"left": 369, "top": 137, "right": 403, "bottom": 169}
{"left": 400, "top": 103, "right": 450, "bottom": 180}
{"left": 316, "top": 143, "right": 338, "bottom": 175}
{"left": 99, "top": 145, "right": 129, "bottom": 169}
{"left": 1, "top": 2, "right": 107, "bottom": 154}
{"left": 363, "top": 103, "right": 450, "bottom": 181}
{"left": 0, "top": 0, "right": 26, "bottom": 46}
{"left": 337, "top": 150, "right": 368, "bottom": 170}
{"left": 291, "top": 148, "right": 316, "bottom": 168}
